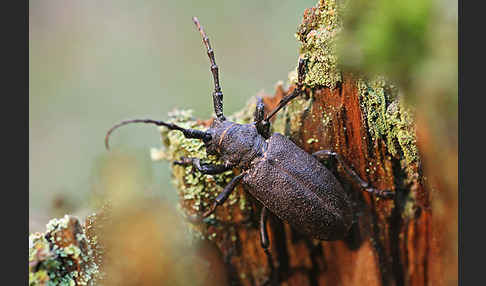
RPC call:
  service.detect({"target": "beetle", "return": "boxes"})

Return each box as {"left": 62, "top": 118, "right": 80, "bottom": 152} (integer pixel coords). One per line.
{"left": 105, "top": 16, "right": 394, "bottom": 278}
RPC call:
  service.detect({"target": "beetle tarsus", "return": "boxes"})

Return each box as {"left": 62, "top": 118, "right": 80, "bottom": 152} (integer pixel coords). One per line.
{"left": 174, "top": 157, "right": 232, "bottom": 175}
{"left": 365, "top": 187, "right": 395, "bottom": 199}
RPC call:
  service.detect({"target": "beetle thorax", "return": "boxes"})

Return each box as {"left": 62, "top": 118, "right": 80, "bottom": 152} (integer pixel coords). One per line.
{"left": 205, "top": 120, "right": 266, "bottom": 168}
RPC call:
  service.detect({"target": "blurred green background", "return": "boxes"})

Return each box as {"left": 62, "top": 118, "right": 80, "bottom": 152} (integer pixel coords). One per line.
{"left": 29, "top": 0, "right": 317, "bottom": 232}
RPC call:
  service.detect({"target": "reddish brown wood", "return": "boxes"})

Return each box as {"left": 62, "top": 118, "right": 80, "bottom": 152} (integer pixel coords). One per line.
{"left": 180, "top": 73, "right": 436, "bottom": 286}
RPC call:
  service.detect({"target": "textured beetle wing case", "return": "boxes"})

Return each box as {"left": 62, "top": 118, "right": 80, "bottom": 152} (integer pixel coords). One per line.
{"left": 242, "top": 133, "right": 353, "bottom": 240}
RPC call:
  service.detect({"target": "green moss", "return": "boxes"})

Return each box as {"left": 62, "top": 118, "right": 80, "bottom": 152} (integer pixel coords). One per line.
{"left": 294, "top": 0, "right": 342, "bottom": 89}
{"left": 358, "top": 76, "right": 418, "bottom": 165}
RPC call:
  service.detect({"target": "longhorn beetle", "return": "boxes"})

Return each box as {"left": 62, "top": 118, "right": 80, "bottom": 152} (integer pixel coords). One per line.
{"left": 105, "top": 17, "right": 394, "bottom": 279}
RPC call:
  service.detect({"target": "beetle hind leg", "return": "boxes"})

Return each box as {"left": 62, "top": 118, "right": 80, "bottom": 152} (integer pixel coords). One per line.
{"left": 312, "top": 150, "right": 394, "bottom": 199}
{"left": 260, "top": 207, "right": 278, "bottom": 286}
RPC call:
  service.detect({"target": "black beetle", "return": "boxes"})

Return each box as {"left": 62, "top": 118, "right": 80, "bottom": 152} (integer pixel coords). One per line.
{"left": 105, "top": 16, "right": 394, "bottom": 275}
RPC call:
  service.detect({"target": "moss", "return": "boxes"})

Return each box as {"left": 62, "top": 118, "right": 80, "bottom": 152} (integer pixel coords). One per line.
{"left": 358, "top": 76, "right": 418, "bottom": 165}
{"left": 294, "top": 0, "right": 342, "bottom": 89}
{"left": 151, "top": 99, "right": 259, "bottom": 239}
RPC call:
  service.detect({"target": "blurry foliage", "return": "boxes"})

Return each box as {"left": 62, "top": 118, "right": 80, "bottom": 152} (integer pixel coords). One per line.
{"left": 30, "top": 199, "right": 228, "bottom": 286}
{"left": 100, "top": 200, "right": 227, "bottom": 286}
{"left": 338, "top": 0, "right": 433, "bottom": 90}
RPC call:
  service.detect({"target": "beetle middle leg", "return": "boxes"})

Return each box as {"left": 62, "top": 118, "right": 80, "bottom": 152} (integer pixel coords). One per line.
{"left": 173, "top": 157, "right": 233, "bottom": 175}
{"left": 312, "top": 150, "right": 394, "bottom": 199}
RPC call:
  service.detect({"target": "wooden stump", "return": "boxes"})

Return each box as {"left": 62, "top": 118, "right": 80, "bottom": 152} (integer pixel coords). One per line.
{"left": 156, "top": 70, "right": 441, "bottom": 285}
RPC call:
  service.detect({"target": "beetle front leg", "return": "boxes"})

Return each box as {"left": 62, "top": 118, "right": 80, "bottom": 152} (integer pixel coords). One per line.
{"left": 201, "top": 172, "right": 245, "bottom": 218}
{"left": 173, "top": 157, "right": 233, "bottom": 175}
{"left": 312, "top": 150, "right": 394, "bottom": 199}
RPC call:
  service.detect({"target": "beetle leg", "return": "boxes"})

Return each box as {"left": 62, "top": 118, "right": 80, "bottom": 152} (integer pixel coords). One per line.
{"left": 254, "top": 97, "right": 271, "bottom": 139}
{"left": 260, "top": 207, "right": 277, "bottom": 286}
{"left": 312, "top": 150, "right": 395, "bottom": 199}
{"left": 201, "top": 173, "right": 245, "bottom": 218}
{"left": 173, "top": 157, "right": 232, "bottom": 175}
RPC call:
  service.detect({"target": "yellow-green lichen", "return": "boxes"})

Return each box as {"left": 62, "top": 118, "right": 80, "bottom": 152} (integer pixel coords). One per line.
{"left": 402, "top": 193, "right": 418, "bottom": 220}
{"left": 294, "top": 0, "right": 342, "bottom": 89}
{"left": 29, "top": 215, "right": 101, "bottom": 286}
{"left": 307, "top": 138, "right": 319, "bottom": 144}
{"left": 358, "top": 76, "right": 418, "bottom": 165}
{"left": 321, "top": 111, "right": 331, "bottom": 126}
{"left": 151, "top": 99, "right": 260, "bottom": 238}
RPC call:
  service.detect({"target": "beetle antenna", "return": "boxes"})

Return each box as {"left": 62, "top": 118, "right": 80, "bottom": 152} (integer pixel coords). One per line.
{"left": 105, "top": 119, "right": 211, "bottom": 150}
{"left": 264, "top": 58, "right": 308, "bottom": 122}
{"left": 192, "top": 17, "right": 225, "bottom": 121}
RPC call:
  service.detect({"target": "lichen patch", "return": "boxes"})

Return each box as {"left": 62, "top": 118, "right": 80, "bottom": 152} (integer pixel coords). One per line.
{"left": 295, "top": 0, "right": 342, "bottom": 89}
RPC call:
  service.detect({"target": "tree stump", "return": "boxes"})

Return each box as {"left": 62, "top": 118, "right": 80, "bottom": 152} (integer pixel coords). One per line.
{"left": 156, "top": 71, "right": 428, "bottom": 286}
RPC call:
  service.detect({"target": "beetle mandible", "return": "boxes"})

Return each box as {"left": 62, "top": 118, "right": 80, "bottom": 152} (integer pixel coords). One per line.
{"left": 105, "top": 16, "right": 394, "bottom": 271}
